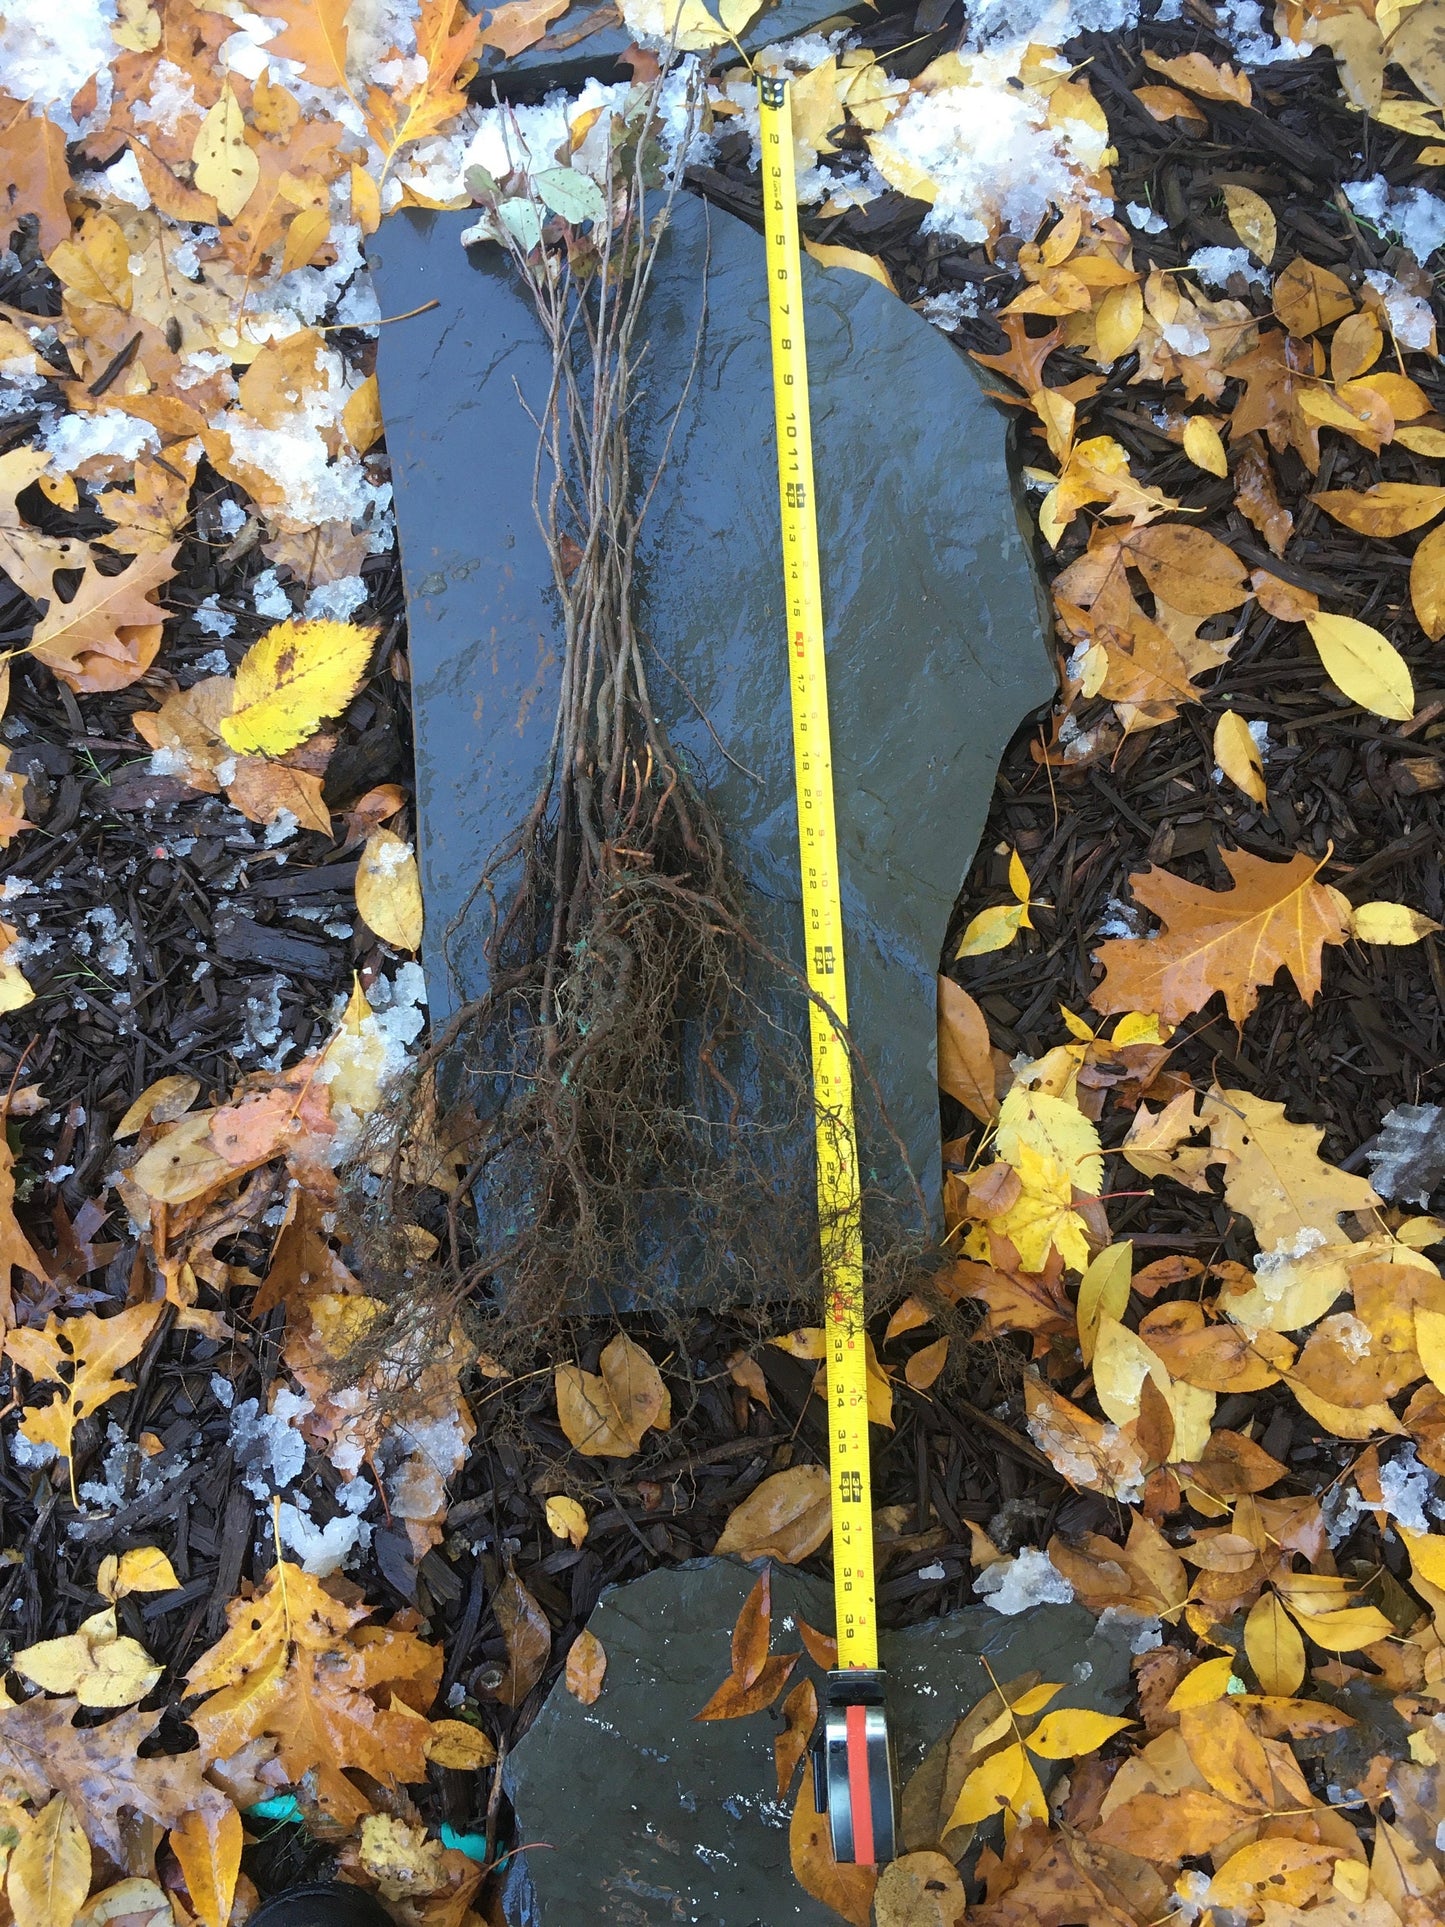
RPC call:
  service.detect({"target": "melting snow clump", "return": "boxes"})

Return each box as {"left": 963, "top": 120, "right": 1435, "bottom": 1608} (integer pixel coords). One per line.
{"left": 1346, "top": 177, "right": 1445, "bottom": 271}
{"left": 251, "top": 568, "right": 293, "bottom": 620}
{"left": 305, "top": 574, "right": 369, "bottom": 621}
{"left": 42, "top": 408, "right": 159, "bottom": 474}
{"left": 1189, "top": 246, "right": 1268, "bottom": 293}
{"left": 1363, "top": 1102, "right": 1444, "bottom": 1206}
{"left": 0, "top": 0, "right": 115, "bottom": 127}
{"left": 974, "top": 1545, "right": 1074, "bottom": 1613}
{"left": 1125, "top": 201, "right": 1167, "bottom": 233}
{"left": 193, "top": 596, "right": 237, "bottom": 640}
{"left": 232, "top": 1388, "right": 313, "bottom": 1497}
{"left": 1380, "top": 1446, "right": 1441, "bottom": 1536}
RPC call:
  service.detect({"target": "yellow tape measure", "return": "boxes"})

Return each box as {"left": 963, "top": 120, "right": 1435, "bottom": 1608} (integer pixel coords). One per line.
{"left": 759, "top": 72, "right": 895, "bottom": 1867}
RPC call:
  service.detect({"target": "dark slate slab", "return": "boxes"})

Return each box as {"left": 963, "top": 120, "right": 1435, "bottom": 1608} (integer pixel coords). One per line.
{"left": 499, "top": 1559, "right": 1135, "bottom": 1925}
{"left": 369, "top": 193, "right": 1051, "bottom": 1231}
{"left": 469, "top": 0, "right": 880, "bottom": 96}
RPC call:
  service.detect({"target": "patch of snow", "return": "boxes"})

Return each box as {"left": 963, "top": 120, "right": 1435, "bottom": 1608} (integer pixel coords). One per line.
{"left": 217, "top": 498, "right": 248, "bottom": 537}
{"left": 0, "top": 0, "right": 115, "bottom": 124}
{"left": 1096, "top": 895, "right": 1141, "bottom": 940}
{"left": 1189, "top": 245, "right": 1268, "bottom": 292}
{"left": 974, "top": 1545, "right": 1074, "bottom": 1613}
{"left": 1097, "top": 1606, "right": 1163, "bottom": 1653}
{"left": 42, "top": 409, "right": 159, "bottom": 473}
{"left": 193, "top": 596, "right": 237, "bottom": 640}
{"left": 1363, "top": 267, "right": 1436, "bottom": 352}
{"left": 85, "top": 906, "right": 132, "bottom": 976}
{"left": 98, "top": 146, "right": 151, "bottom": 208}
{"left": 262, "top": 809, "right": 299, "bottom": 847}
{"left": 304, "top": 574, "right": 368, "bottom": 622}
{"left": 1347, "top": 177, "right": 1445, "bottom": 269}
{"left": 917, "top": 288, "right": 979, "bottom": 329}
{"left": 130, "top": 60, "right": 201, "bottom": 139}
{"left": 277, "top": 1492, "right": 372, "bottom": 1576}
{"left": 241, "top": 975, "right": 289, "bottom": 1068}
{"left": 1216, "top": 0, "right": 1308, "bottom": 65}
{"left": 1331, "top": 1312, "right": 1372, "bottom": 1360}
{"left": 210, "top": 1372, "right": 235, "bottom": 1411}
{"left": 231, "top": 1387, "right": 312, "bottom": 1497}
{"left": 1125, "top": 201, "right": 1167, "bottom": 234}
{"left": 1379, "top": 1446, "right": 1439, "bottom": 1536}
{"left": 251, "top": 568, "right": 293, "bottom": 620}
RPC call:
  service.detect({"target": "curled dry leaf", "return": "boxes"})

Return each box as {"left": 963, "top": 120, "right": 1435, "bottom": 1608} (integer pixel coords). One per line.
{"left": 790, "top": 1773, "right": 877, "bottom": 1926}
{"left": 775, "top": 1677, "right": 818, "bottom": 1799}
{"left": 355, "top": 827, "right": 424, "bottom": 951}
{"left": 714, "top": 1466, "right": 833, "bottom": 1564}
{"left": 565, "top": 1629, "right": 607, "bottom": 1706}
{"left": 695, "top": 1651, "right": 799, "bottom": 1720}
{"left": 555, "top": 1332, "right": 671, "bottom": 1457}
{"left": 490, "top": 1570, "right": 552, "bottom": 1707}
{"left": 732, "top": 1566, "right": 772, "bottom": 1690}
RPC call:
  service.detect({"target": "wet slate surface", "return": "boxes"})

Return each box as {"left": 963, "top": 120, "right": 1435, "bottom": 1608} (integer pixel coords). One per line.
{"left": 500, "top": 1559, "right": 1134, "bottom": 1925}
{"left": 369, "top": 193, "right": 1051, "bottom": 1226}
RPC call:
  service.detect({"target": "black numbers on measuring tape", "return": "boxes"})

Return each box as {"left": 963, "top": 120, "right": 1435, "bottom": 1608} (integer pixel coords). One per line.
{"left": 812, "top": 942, "right": 835, "bottom": 976}
{"left": 786, "top": 481, "right": 807, "bottom": 509}
{"left": 840, "top": 1469, "right": 863, "bottom": 1504}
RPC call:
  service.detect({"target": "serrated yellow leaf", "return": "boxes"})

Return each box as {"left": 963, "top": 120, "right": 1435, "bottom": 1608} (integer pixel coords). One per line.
{"left": 1213, "top": 710, "right": 1266, "bottom": 803}
{"left": 944, "top": 1740, "right": 1025, "bottom": 1830}
{"left": 1305, "top": 612, "right": 1414, "bottom": 722}
{"left": 1349, "top": 900, "right": 1440, "bottom": 944}
{"left": 192, "top": 83, "right": 258, "bottom": 222}
{"left": 355, "top": 827, "right": 424, "bottom": 951}
{"left": 1167, "top": 1654, "right": 1239, "bottom": 1708}
{"left": 1025, "top": 1707, "right": 1132, "bottom": 1758}
{"left": 1076, "top": 1241, "right": 1132, "bottom": 1365}
{"left": 1243, "top": 1594, "right": 1305, "bottom": 1696}
{"left": 1183, "top": 415, "right": 1229, "bottom": 476}
{"left": 220, "top": 618, "right": 379, "bottom": 756}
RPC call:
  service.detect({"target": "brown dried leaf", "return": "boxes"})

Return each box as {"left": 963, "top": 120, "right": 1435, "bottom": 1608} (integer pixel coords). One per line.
{"left": 491, "top": 1570, "right": 551, "bottom": 1707}
{"left": 564, "top": 1629, "right": 606, "bottom": 1706}
{"left": 775, "top": 1677, "right": 818, "bottom": 1799}
{"left": 0, "top": 103, "right": 72, "bottom": 255}
{"left": 732, "top": 1566, "right": 771, "bottom": 1690}
{"left": 937, "top": 977, "right": 997, "bottom": 1122}
{"left": 695, "top": 1651, "right": 799, "bottom": 1721}
{"left": 556, "top": 1333, "right": 670, "bottom": 1456}
{"left": 478, "top": 0, "right": 570, "bottom": 53}
{"left": 874, "top": 1851, "right": 966, "bottom": 1927}
{"left": 714, "top": 1466, "right": 832, "bottom": 1564}
{"left": 1143, "top": 48, "right": 1251, "bottom": 103}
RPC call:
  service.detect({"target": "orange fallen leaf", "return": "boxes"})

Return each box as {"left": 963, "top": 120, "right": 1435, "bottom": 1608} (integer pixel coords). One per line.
{"left": 564, "top": 1629, "right": 606, "bottom": 1706}
{"left": 714, "top": 1467, "right": 832, "bottom": 1564}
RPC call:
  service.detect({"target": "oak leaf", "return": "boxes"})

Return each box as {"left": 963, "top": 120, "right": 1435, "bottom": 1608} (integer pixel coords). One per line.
{"left": 1090, "top": 848, "right": 1350, "bottom": 1025}
{"left": 185, "top": 1559, "right": 440, "bottom": 1820}
{"left": 1199, "top": 1085, "right": 1381, "bottom": 1256}
{"left": 0, "top": 1695, "right": 231, "bottom": 1865}
{"left": 253, "top": 0, "right": 351, "bottom": 86}
{"left": 367, "top": 0, "right": 485, "bottom": 173}
{"left": 7, "top": 1303, "right": 162, "bottom": 1488}
{"left": 26, "top": 544, "right": 178, "bottom": 694}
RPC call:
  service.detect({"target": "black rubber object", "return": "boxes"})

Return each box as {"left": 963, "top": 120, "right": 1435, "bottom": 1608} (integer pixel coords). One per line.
{"left": 248, "top": 1884, "right": 394, "bottom": 1927}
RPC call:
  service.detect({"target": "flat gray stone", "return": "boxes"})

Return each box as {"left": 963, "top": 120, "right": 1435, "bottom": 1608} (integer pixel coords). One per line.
{"left": 469, "top": 0, "right": 873, "bottom": 94}
{"left": 499, "top": 1559, "right": 1135, "bottom": 1925}
{"left": 369, "top": 193, "right": 1051, "bottom": 1242}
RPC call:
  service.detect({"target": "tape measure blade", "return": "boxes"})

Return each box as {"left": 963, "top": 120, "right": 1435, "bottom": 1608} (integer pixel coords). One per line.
{"left": 758, "top": 76, "right": 878, "bottom": 1677}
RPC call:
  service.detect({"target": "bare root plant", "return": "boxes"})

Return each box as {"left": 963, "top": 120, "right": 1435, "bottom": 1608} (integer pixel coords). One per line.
{"left": 350, "top": 67, "right": 847, "bottom": 1377}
